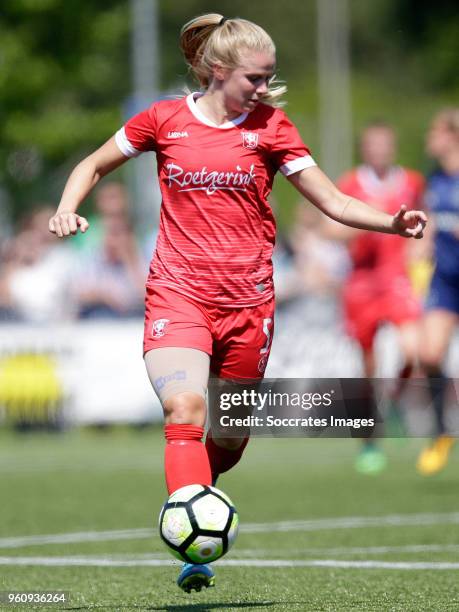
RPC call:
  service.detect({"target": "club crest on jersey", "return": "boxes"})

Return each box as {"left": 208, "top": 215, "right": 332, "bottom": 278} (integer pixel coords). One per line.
{"left": 242, "top": 132, "right": 259, "bottom": 149}
{"left": 152, "top": 318, "right": 170, "bottom": 339}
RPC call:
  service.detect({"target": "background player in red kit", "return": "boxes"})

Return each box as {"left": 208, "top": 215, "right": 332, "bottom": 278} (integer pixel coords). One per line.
{"left": 334, "top": 123, "right": 425, "bottom": 473}
{"left": 48, "top": 14, "right": 426, "bottom": 592}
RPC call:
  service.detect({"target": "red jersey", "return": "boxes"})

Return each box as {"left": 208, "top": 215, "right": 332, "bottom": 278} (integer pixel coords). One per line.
{"left": 337, "top": 166, "right": 425, "bottom": 290}
{"left": 115, "top": 93, "right": 315, "bottom": 307}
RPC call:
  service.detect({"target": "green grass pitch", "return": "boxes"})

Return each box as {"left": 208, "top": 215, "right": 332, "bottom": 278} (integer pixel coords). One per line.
{"left": 0, "top": 427, "right": 458, "bottom": 611}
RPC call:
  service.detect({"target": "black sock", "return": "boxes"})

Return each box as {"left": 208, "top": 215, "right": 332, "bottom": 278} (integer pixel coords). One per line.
{"left": 427, "top": 372, "right": 448, "bottom": 436}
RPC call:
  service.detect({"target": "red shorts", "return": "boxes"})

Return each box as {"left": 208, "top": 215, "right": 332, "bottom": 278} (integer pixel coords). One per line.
{"left": 343, "top": 278, "right": 420, "bottom": 351}
{"left": 143, "top": 285, "right": 275, "bottom": 380}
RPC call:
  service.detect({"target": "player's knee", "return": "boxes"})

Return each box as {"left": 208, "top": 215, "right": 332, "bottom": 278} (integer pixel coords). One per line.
{"left": 419, "top": 348, "right": 443, "bottom": 373}
{"left": 212, "top": 436, "right": 248, "bottom": 451}
{"left": 163, "top": 392, "right": 206, "bottom": 426}
{"left": 402, "top": 348, "right": 418, "bottom": 368}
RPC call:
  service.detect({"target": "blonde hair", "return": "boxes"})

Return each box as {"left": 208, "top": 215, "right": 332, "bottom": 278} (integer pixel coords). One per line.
{"left": 180, "top": 13, "right": 286, "bottom": 106}
{"left": 433, "top": 108, "right": 459, "bottom": 135}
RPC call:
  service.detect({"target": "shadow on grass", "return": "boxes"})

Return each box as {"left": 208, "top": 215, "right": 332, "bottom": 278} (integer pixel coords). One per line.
{"left": 145, "top": 603, "right": 306, "bottom": 611}
{"left": 63, "top": 602, "right": 308, "bottom": 611}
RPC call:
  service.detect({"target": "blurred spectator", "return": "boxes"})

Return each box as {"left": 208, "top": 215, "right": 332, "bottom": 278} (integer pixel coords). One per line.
{"left": 274, "top": 202, "right": 350, "bottom": 304}
{"left": 290, "top": 203, "right": 350, "bottom": 295}
{"left": 268, "top": 203, "right": 355, "bottom": 379}
{"left": 0, "top": 206, "right": 77, "bottom": 322}
{"left": 0, "top": 186, "right": 151, "bottom": 322}
{"left": 75, "top": 215, "right": 147, "bottom": 318}
{"left": 72, "top": 181, "right": 131, "bottom": 253}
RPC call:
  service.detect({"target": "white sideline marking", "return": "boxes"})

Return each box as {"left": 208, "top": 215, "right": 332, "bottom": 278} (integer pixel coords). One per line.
{"left": 322, "top": 543, "right": 459, "bottom": 555}
{"left": 0, "top": 529, "right": 154, "bottom": 549}
{"left": 241, "top": 512, "right": 459, "bottom": 533}
{"left": 235, "top": 544, "right": 459, "bottom": 556}
{"left": 223, "top": 560, "right": 459, "bottom": 570}
{"left": 0, "top": 555, "right": 174, "bottom": 567}
{"left": 0, "top": 556, "right": 458, "bottom": 570}
{"left": 2, "top": 512, "right": 459, "bottom": 549}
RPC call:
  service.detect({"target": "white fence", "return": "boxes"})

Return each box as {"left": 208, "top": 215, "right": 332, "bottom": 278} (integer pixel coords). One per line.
{"left": 0, "top": 320, "right": 160, "bottom": 425}
{"left": 0, "top": 295, "right": 458, "bottom": 427}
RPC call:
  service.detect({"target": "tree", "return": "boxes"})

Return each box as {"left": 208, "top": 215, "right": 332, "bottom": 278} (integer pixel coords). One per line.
{"left": 0, "top": 0, "right": 130, "bottom": 216}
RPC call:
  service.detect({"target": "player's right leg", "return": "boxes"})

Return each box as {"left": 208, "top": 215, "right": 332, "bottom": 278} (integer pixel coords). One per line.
{"left": 145, "top": 348, "right": 211, "bottom": 492}
{"left": 145, "top": 347, "right": 216, "bottom": 592}
{"left": 417, "top": 308, "right": 458, "bottom": 475}
{"left": 143, "top": 286, "right": 216, "bottom": 592}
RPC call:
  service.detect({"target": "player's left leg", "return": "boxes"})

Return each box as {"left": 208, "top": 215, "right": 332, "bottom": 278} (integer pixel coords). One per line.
{"left": 180, "top": 298, "right": 274, "bottom": 593}
{"left": 396, "top": 320, "right": 419, "bottom": 377}
{"left": 341, "top": 291, "right": 387, "bottom": 473}
{"left": 206, "top": 298, "right": 275, "bottom": 484}
{"left": 354, "top": 347, "right": 388, "bottom": 475}
{"left": 382, "top": 320, "right": 420, "bottom": 437}
{"left": 206, "top": 389, "right": 250, "bottom": 485}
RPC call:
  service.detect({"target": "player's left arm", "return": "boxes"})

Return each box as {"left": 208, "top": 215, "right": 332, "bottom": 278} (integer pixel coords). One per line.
{"left": 288, "top": 166, "right": 427, "bottom": 239}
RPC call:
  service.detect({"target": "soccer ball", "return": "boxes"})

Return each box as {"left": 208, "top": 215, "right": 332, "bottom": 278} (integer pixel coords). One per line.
{"left": 159, "top": 484, "right": 239, "bottom": 563}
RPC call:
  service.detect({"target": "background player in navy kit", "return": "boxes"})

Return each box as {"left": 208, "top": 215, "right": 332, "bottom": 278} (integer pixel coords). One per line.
{"left": 417, "top": 108, "right": 459, "bottom": 475}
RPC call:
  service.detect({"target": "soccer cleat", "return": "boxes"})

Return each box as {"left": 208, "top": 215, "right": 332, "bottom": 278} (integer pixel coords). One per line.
{"left": 177, "top": 563, "right": 215, "bottom": 593}
{"left": 385, "top": 400, "right": 407, "bottom": 439}
{"left": 416, "top": 435, "right": 456, "bottom": 476}
{"left": 355, "top": 445, "right": 387, "bottom": 475}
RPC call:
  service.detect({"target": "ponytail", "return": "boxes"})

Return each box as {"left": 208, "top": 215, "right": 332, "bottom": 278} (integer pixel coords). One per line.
{"left": 180, "top": 13, "right": 286, "bottom": 106}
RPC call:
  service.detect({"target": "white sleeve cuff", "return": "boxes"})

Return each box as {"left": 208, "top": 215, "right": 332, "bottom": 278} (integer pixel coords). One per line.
{"left": 280, "top": 155, "right": 316, "bottom": 176}
{"left": 115, "top": 127, "right": 142, "bottom": 158}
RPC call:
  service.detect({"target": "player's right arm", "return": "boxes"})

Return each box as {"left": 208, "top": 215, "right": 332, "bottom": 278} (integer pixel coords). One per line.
{"left": 49, "top": 137, "right": 129, "bottom": 238}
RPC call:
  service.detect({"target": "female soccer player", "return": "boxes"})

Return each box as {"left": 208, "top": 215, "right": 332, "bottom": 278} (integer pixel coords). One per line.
{"left": 49, "top": 13, "right": 426, "bottom": 592}
{"left": 417, "top": 108, "right": 459, "bottom": 475}
{"left": 334, "top": 123, "right": 425, "bottom": 474}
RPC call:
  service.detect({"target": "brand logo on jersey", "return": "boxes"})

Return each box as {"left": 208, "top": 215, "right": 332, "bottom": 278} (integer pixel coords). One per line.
{"left": 152, "top": 318, "right": 170, "bottom": 338}
{"left": 242, "top": 132, "right": 259, "bottom": 149}
{"left": 167, "top": 131, "right": 189, "bottom": 139}
{"left": 165, "top": 163, "right": 257, "bottom": 195}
